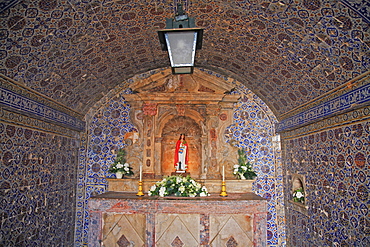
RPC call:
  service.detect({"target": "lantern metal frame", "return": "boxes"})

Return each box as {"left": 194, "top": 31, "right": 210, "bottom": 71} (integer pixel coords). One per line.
{"left": 157, "top": 4, "right": 203, "bottom": 74}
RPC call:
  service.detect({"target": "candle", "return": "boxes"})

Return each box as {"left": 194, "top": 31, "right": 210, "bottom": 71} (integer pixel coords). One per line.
{"left": 222, "top": 165, "right": 225, "bottom": 182}
{"left": 139, "top": 165, "right": 142, "bottom": 181}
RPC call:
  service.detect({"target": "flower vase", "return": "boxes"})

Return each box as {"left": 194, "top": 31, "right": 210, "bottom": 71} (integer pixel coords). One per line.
{"left": 115, "top": 172, "right": 123, "bottom": 179}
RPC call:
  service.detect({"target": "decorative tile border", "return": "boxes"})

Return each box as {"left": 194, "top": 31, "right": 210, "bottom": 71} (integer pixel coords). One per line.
{"left": 0, "top": 0, "right": 21, "bottom": 13}
{"left": 341, "top": 0, "right": 370, "bottom": 23}
{"left": 1, "top": 87, "right": 85, "bottom": 131}
{"left": 276, "top": 75, "right": 370, "bottom": 133}
{"left": 0, "top": 107, "right": 80, "bottom": 138}
{"left": 0, "top": 74, "right": 85, "bottom": 132}
{"left": 279, "top": 105, "right": 370, "bottom": 140}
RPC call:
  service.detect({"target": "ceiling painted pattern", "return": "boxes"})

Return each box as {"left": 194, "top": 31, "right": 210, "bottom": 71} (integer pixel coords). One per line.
{"left": 0, "top": 0, "right": 369, "bottom": 119}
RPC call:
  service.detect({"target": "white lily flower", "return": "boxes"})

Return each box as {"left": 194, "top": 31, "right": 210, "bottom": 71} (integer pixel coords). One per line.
{"left": 200, "top": 192, "right": 207, "bottom": 197}
{"left": 296, "top": 191, "right": 303, "bottom": 198}
{"left": 179, "top": 186, "right": 185, "bottom": 192}
{"left": 159, "top": 187, "right": 166, "bottom": 197}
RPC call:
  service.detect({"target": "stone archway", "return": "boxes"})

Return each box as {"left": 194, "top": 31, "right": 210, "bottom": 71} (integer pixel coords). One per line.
{"left": 161, "top": 116, "right": 202, "bottom": 178}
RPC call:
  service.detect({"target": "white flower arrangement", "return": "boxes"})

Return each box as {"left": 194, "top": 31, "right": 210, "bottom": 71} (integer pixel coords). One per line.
{"left": 108, "top": 149, "right": 134, "bottom": 176}
{"left": 292, "top": 187, "right": 305, "bottom": 203}
{"left": 233, "top": 149, "right": 257, "bottom": 180}
{"left": 109, "top": 162, "right": 133, "bottom": 175}
{"left": 148, "top": 175, "right": 210, "bottom": 197}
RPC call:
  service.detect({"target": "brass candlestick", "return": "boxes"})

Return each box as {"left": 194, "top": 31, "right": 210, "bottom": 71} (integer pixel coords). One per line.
{"left": 136, "top": 180, "right": 144, "bottom": 196}
{"left": 219, "top": 181, "right": 228, "bottom": 197}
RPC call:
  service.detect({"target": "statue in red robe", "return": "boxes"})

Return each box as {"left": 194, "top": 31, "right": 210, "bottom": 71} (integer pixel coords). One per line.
{"left": 174, "top": 134, "right": 188, "bottom": 171}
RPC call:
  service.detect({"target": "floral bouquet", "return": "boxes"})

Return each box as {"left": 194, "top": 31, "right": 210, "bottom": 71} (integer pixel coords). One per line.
{"left": 292, "top": 187, "right": 305, "bottom": 203}
{"left": 148, "top": 175, "right": 210, "bottom": 197}
{"left": 233, "top": 149, "right": 257, "bottom": 180}
{"left": 108, "top": 149, "right": 134, "bottom": 176}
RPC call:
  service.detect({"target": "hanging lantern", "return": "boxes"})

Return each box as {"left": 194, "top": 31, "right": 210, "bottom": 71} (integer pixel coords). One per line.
{"left": 158, "top": 3, "right": 203, "bottom": 74}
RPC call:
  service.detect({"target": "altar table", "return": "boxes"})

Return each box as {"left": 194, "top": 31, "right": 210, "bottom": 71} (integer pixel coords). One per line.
{"left": 88, "top": 192, "right": 267, "bottom": 247}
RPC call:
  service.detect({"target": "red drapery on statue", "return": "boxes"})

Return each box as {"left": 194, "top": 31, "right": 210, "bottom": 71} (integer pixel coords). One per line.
{"left": 174, "top": 136, "right": 188, "bottom": 170}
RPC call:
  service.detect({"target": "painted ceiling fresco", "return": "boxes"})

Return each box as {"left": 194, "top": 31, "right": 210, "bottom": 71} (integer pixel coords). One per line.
{"left": 0, "top": 0, "right": 369, "bottom": 119}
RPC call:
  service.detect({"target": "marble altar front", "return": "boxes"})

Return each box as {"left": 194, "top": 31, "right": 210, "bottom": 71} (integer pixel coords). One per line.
{"left": 88, "top": 192, "right": 267, "bottom": 247}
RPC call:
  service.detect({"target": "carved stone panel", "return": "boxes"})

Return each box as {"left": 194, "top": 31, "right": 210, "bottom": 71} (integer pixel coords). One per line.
{"left": 102, "top": 213, "right": 146, "bottom": 247}
{"left": 156, "top": 214, "right": 200, "bottom": 246}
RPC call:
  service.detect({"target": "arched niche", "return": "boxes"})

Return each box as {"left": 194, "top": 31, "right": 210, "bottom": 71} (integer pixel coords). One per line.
{"left": 160, "top": 116, "right": 202, "bottom": 177}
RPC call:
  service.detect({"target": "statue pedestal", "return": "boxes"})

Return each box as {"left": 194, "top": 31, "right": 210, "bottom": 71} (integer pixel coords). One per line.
{"left": 171, "top": 171, "right": 190, "bottom": 176}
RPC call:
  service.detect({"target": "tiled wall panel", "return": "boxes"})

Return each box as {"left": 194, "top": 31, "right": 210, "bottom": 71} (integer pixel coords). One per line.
{"left": 0, "top": 119, "right": 80, "bottom": 246}
{"left": 283, "top": 108, "right": 370, "bottom": 246}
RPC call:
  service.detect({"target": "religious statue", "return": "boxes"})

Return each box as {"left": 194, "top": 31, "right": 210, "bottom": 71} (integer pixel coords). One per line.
{"left": 174, "top": 134, "right": 188, "bottom": 172}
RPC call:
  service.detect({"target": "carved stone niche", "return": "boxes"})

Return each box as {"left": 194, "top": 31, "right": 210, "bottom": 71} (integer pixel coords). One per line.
{"left": 124, "top": 68, "right": 240, "bottom": 179}
{"left": 161, "top": 115, "right": 202, "bottom": 177}
{"left": 289, "top": 173, "right": 308, "bottom": 215}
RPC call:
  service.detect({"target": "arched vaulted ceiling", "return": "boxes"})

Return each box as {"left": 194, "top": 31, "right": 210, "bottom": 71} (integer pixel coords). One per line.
{"left": 1, "top": 0, "right": 369, "bottom": 120}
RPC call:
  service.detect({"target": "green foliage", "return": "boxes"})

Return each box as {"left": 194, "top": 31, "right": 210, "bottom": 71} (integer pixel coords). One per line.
{"left": 233, "top": 149, "right": 257, "bottom": 180}
{"left": 292, "top": 187, "right": 305, "bottom": 203}
{"left": 108, "top": 149, "right": 134, "bottom": 176}
{"left": 148, "top": 175, "right": 210, "bottom": 197}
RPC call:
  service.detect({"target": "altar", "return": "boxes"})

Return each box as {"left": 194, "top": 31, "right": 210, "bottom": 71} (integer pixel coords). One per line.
{"left": 88, "top": 72, "right": 267, "bottom": 246}
{"left": 88, "top": 191, "right": 267, "bottom": 247}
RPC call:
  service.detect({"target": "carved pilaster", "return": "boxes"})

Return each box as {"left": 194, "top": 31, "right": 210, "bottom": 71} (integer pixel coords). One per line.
{"left": 141, "top": 103, "right": 157, "bottom": 178}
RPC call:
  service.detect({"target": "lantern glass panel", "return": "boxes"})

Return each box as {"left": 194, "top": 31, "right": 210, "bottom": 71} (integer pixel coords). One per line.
{"left": 165, "top": 31, "right": 197, "bottom": 67}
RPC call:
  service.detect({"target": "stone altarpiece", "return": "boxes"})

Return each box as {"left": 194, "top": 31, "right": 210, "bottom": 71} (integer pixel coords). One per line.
{"left": 91, "top": 70, "right": 267, "bottom": 247}
{"left": 124, "top": 69, "right": 240, "bottom": 179}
